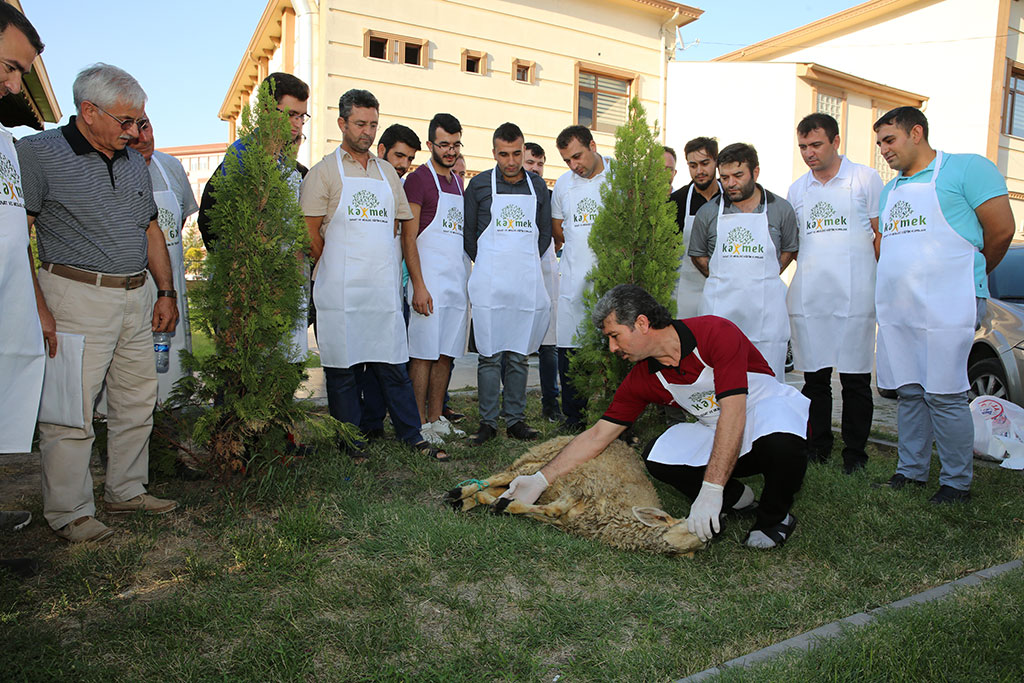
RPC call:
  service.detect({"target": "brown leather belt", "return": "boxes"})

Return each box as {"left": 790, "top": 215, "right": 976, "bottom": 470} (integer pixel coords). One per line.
{"left": 42, "top": 262, "right": 148, "bottom": 290}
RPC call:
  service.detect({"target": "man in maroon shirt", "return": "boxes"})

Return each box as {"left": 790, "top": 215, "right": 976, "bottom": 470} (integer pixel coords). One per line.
{"left": 500, "top": 284, "right": 810, "bottom": 549}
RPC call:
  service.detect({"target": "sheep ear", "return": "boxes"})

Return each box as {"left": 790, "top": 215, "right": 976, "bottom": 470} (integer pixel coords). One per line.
{"left": 632, "top": 506, "right": 673, "bottom": 528}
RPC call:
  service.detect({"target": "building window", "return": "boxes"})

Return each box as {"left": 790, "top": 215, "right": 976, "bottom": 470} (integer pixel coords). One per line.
{"left": 577, "top": 69, "right": 631, "bottom": 133}
{"left": 512, "top": 59, "right": 535, "bottom": 84}
{"left": 1004, "top": 67, "right": 1024, "bottom": 137}
{"left": 816, "top": 90, "right": 844, "bottom": 124}
{"left": 363, "top": 30, "right": 426, "bottom": 67}
{"left": 368, "top": 35, "right": 388, "bottom": 61}
{"left": 198, "top": 156, "right": 209, "bottom": 171}
{"left": 873, "top": 144, "right": 898, "bottom": 183}
{"left": 462, "top": 49, "right": 486, "bottom": 75}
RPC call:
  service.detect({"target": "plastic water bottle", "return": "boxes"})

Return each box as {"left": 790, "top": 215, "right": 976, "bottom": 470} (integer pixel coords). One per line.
{"left": 153, "top": 332, "right": 170, "bottom": 374}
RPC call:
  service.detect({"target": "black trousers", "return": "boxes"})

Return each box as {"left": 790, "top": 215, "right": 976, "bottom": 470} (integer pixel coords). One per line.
{"left": 643, "top": 431, "right": 807, "bottom": 530}
{"left": 801, "top": 368, "right": 872, "bottom": 466}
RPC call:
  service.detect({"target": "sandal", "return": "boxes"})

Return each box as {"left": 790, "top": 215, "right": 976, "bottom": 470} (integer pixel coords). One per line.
{"left": 746, "top": 514, "right": 797, "bottom": 549}
{"left": 414, "top": 441, "right": 450, "bottom": 462}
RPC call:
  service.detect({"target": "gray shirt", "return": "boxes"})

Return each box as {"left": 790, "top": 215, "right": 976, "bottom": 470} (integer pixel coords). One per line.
{"left": 463, "top": 168, "right": 551, "bottom": 261}
{"left": 688, "top": 186, "right": 799, "bottom": 265}
{"left": 17, "top": 117, "right": 157, "bottom": 274}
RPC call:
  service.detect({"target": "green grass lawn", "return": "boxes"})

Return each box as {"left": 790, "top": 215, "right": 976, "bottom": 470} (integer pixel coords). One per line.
{"left": 2, "top": 394, "right": 1022, "bottom": 682}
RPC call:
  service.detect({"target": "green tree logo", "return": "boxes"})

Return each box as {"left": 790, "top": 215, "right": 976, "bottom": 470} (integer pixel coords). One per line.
{"left": 0, "top": 152, "right": 22, "bottom": 203}
{"left": 349, "top": 189, "right": 382, "bottom": 218}
{"left": 499, "top": 204, "right": 527, "bottom": 226}
{"left": 575, "top": 196, "right": 600, "bottom": 223}
{"left": 886, "top": 200, "right": 914, "bottom": 233}
{"left": 808, "top": 201, "right": 836, "bottom": 232}
{"left": 688, "top": 390, "right": 718, "bottom": 413}
{"left": 443, "top": 207, "right": 464, "bottom": 233}
{"left": 726, "top": 226, "right": 753, "bottom": 245}
{"left": 157, "top": 207, "right": 177, "bottom": 241}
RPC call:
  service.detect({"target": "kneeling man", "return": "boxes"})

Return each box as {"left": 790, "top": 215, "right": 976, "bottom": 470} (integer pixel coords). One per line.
{"left": 502, "top": 284, "right": 810, "bottom": 548}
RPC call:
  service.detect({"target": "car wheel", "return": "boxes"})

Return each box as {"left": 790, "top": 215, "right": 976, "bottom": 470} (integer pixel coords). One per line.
{"left": 967, "top": 357, "right": 1009, "bottom": 401}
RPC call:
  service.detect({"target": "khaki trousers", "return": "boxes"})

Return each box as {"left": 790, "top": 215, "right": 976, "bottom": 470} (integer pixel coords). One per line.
{"left": 37, "top": 268, "right": 157, "bottom": 529}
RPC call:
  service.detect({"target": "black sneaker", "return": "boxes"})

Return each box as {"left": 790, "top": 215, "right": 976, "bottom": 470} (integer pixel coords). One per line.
{"left": 872, "top": 473, "right": 927, "bottom": 490}
{"left": 559, "top": 420, "right": 586, "bottom": 435}
{"left": 807, "top": 449, "right": 831, "bottom": 465}
{"left": 843, "top": 457, "right": 867, "bottom": 475}
{"left": 929, "top": 485, "right": 971, "bottom": 504}
{"left": 470, "top": 423, "right": 498, "bottom": 446}
{"left": 0, "top": 510, "right": 31, "bottom": 532}
{"left": 507, "top": 421, "right": 539, "bottom": 440}
{"left": 442, "top": 408, "right": 466, "bottom": 423}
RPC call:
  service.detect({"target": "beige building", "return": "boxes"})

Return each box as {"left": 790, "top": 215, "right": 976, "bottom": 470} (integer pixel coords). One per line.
{"left": 692, "top": 0, "right": 1024, "bottom": 232}
{"left": 218, "top": 0, "right": 701, "bottom": 184}
{"left": 156, "top": 143, "right": 227, "bottom": 207}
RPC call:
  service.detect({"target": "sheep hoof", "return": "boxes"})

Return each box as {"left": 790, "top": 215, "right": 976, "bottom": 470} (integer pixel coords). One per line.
{"left": 444, "top": 487, "right": 466, "bottom": 511}
{"left": 491, "top": 497, "right": 512, "bottom": 515}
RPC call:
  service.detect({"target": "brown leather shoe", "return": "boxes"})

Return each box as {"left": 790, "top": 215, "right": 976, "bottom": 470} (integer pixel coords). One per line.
{"left": 55, "top": 516, "right": 116, "bottom": 543}
{"left": 105, "top": 493, "right": 178, "bottom": 515}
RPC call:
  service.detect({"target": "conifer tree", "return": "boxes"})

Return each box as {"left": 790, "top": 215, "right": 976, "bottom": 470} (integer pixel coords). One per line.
{"left": 569, "top": 98, "right": 682, "bottom": 421}
{"left": 173, "top": 81, "right": 350, "bottom": 477}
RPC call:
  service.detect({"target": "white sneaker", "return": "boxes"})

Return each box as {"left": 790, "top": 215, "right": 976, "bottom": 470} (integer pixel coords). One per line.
{"left": 433, "top": 415, "right": 466, "bottom": 437}
{"left": 420, "top": 423, "right": 445, "bottom": 445}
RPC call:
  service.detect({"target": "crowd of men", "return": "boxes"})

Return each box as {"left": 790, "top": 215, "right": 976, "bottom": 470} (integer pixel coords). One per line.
{"left": 0, "top": 0, "right": 1015, "bottom": 554}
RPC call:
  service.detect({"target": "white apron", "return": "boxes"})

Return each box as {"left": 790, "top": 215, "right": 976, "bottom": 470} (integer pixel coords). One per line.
{"left": 467, "top": 170, "right": 550, "bottom": 357}
{"left": 406, "top": 162, "right": 470, "bottom": 360}
{"left": 698, "top": 193, "right": 789, "bottom": 379}
{"left": 540, "top": 243, "right": 558, "bottom": 346}
{"left": 787, "top": 172, "right": 876, "bottom": 373}
{"left": 646, "top": 349, "right": 809, "bottom": 467}
{"left": 150, "top": 156, "right": 191, "bottom": 402}
{"left": 313, "top": 152, "right": 406, "bottom": 368}
{"left": 0, "top": 128, "right": 44, "bottom": 453}
{"left": 674, "top": 183, "right": 717, "bottom": 319}
{"left": 285, "top": 165, "right": 310, "bottom": 364}
{"left": 556, "top": 164, "right": 606, "bottom": 348}
{"left": 875, "top": 152, "right": 974, "bottom": 393}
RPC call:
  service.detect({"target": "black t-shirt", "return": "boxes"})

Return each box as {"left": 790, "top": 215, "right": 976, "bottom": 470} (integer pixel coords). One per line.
{"left": 669, "top": 181, "right": 720, "bottom": 234}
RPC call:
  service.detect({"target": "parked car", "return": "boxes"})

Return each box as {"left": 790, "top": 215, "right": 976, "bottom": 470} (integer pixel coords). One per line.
{"left": 968, "top": 242, "right": 1024, "bottom": 405}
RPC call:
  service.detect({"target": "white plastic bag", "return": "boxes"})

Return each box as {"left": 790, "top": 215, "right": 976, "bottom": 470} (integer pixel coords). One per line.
{"left": 38, "top": 332, "right": 86, "bottom": 429}
{"left": 970, "top": 396, "right": 1024, "bottom": 470}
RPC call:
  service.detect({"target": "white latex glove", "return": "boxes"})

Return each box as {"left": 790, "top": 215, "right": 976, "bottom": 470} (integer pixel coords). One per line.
{"left": 499, "top": 471, "right": 549, "bottom": 505}
{"left": 687, "top": 481, "right": 724, "bottom": 542}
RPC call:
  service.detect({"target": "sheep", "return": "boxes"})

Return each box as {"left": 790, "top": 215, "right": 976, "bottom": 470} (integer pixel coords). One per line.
{"left": 445, "top": 435, "right": 705, "bottom": 557}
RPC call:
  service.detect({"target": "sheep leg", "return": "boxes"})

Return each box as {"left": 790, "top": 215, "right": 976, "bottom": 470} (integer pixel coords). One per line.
{"left": 445, "top": 472, "right": 517, "bottom": 511}
{"left": 493, "top": 494, "right": 577, "bottom": 523}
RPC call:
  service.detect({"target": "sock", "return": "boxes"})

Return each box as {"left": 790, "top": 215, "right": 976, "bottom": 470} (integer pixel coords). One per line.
{"left": 731, "top": 484, "right": 755, "bottom": 511}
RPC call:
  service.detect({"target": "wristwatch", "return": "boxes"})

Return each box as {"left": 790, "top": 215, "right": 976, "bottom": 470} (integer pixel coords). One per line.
{"left": 157, "top": 290, "right": 177, "bottom": 299}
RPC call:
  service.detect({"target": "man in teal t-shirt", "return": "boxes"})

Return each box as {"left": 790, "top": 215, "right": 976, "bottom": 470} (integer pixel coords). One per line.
{"left": 873, "top": 107, "right": 1014, "bottom": 504}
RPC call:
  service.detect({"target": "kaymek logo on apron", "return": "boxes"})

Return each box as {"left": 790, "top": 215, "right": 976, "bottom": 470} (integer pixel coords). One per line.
{"left": 806, "top": 201, "right": 848, "bottom": 233}
{"left": 442, "top": 206, "right": 464, "bottom": 235}
{"left": 497, "top": 204, "right": 532, "bottom": 232}
{"left": 0, "top": 152, "right": 22, "bottom": 208}
{"left": 722, "top": 226, "right": 764, "bottom": 258}
{"left": 158, "top": 206, "right": 179, "bottom": 243}
{"left": 573, "top": 196, "right": 600, "bottom": 225}
{"left": 688, "top": 389, "right": 719, "bottom": 415}
{"left": 882, "top": 199, "right": 927, "bottom": 236}
{"left": 348, "top": 189, "right": 389, "bottom": 221}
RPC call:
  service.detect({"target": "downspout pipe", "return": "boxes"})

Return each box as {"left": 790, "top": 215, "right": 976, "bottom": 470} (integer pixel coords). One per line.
{"left": 659, "top": 10, "right": 680, "bottom": 144}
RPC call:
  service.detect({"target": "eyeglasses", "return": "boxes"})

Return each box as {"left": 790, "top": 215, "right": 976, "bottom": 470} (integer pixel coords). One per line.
{"left": 92, "top": 103, "right": 148, "bottom": 132}
{"left": 431, "top": 141, "right": 463, "bottom": 152}
{"left": 278, "top": 108, "right": 310, "bottom": 124}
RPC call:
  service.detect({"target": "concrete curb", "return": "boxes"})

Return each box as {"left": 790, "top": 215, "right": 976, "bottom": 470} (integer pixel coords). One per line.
{"left": 676, "top": 558, "right": 1023, "bottom": 682}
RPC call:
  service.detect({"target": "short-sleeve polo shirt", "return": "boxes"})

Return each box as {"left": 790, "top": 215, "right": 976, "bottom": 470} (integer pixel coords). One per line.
{"left": 602, "top": 316, "right": 773, "bottom": 426}
{"left": 17, "top": 116, "right": 157, "bottom": 274}
{"left": 787, "top": 156, "right": 882, "bottom": 235}
{"left": 877, "top": 152, "right": 1007, "bottom": 298}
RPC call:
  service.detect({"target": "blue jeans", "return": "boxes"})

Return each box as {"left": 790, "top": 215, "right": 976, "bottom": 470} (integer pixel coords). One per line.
{"left": 478, "top": 351, "right": 528, "bottom": 428}
{"left": 558, "top": 347, "right": 588, "bottom": 425}
{"left": 539, "top": 344, "right": 560, "bottom": 412}
{"left": 324, "top": 363, "right": 422, "bottom": 449}
{"left": 895, "top": 383, "right": 973, "bottom": 490}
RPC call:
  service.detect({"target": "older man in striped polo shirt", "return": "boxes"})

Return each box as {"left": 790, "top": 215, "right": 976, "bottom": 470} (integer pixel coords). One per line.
{"left": 19, "top": 64, "right": 179, "bottom": 543}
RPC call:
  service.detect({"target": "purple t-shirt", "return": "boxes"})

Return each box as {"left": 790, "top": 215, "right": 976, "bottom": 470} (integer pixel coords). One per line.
{"left": 404, "top": 162, "right": 464, "bottom": 235}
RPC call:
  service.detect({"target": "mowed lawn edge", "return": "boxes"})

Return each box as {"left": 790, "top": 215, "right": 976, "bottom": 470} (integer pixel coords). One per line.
{"left": 1, "top": 392, "right": 1022, "bottom": 682}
